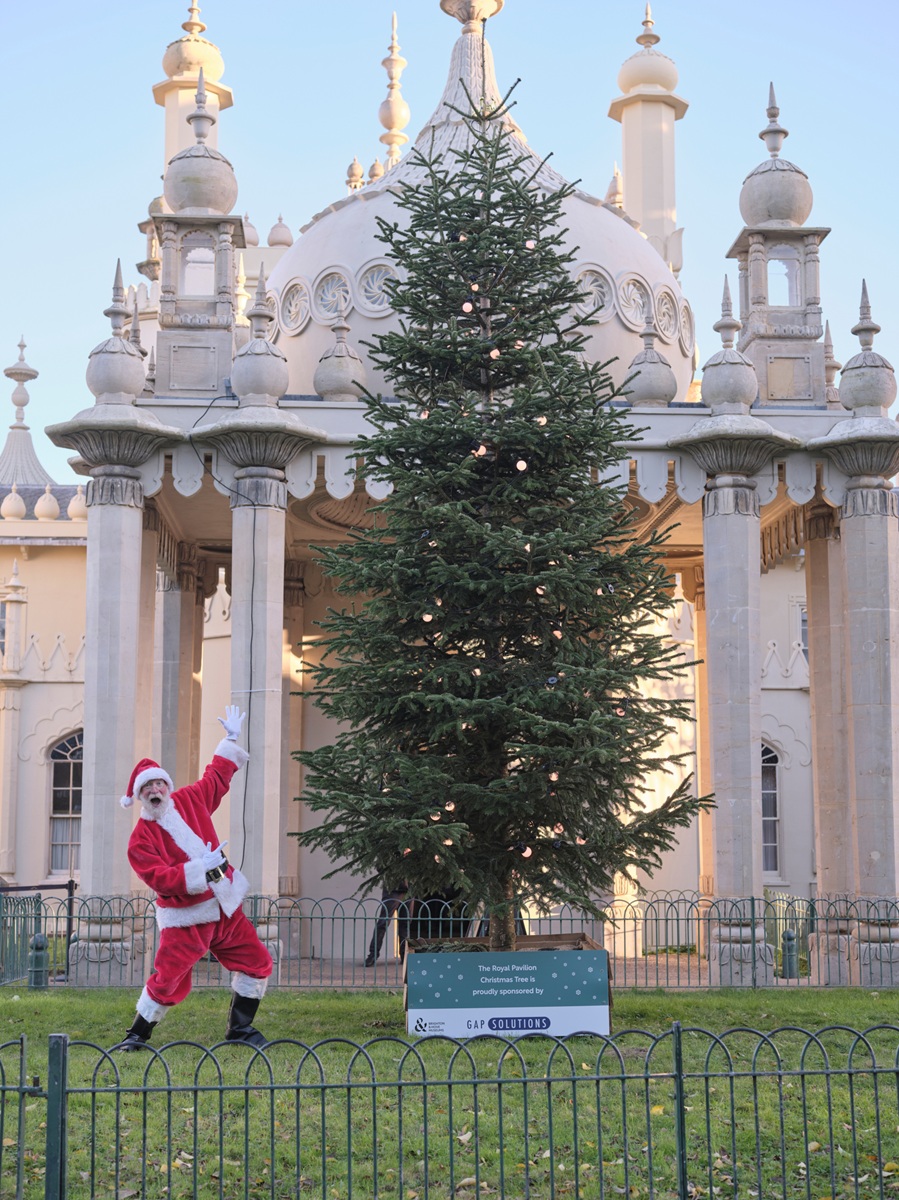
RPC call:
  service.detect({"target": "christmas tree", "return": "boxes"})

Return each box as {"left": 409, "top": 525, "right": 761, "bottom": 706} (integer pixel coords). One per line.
{"left": 294, "top": 94, "right": 709, "bottom": 952}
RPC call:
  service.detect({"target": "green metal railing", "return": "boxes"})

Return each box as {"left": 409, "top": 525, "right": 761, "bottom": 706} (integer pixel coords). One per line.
{"left": 5, "top": 892, "right": 899, "bottom": 990}
{"left": 5, "top": 1023, "right": 899, "bottom": 1198}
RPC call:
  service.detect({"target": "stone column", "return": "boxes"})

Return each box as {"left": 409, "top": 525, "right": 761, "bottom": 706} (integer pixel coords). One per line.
{"left": 82, "top": 468, "right": 147, "bottom": 894}
{"left": 188, "top": 573, "right": 207, "bottom": 781}
{"left": 229, "top": 467, "right": 287, "bottom": 895}
{"left": 280, "top": 561, "right": 305, "bottom": 896}
{"left": 0, "top": 569, "right": 26, "bottom": 878}
{"left": 157, "top": 542, "right": 199, "bottom": 786}
{"left": 135, "top": 503, "right": 160, "bottom": 758}
{"left": 804, "top": 495, "right": 852, "bottom": 894}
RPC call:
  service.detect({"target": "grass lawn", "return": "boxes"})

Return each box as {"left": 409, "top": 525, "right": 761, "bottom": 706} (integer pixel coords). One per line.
{"left": 3, "top": 987, "right": 899, "bottom": 1199}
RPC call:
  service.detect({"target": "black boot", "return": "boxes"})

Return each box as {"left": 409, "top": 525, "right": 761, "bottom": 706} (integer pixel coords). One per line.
{"left": 114, "top": 1013, "right": 156, "bottom": 1052}
{"left": 225, "top": 994, "right": 268, "bottom": 1048}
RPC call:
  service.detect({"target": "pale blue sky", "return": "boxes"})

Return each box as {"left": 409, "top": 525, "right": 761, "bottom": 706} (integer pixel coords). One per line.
{"left": 0, "top": 0, "right": 895, "bottom": 480}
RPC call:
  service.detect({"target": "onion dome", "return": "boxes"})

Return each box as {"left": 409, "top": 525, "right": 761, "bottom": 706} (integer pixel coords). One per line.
{"left": 267, "top": 215, "right": 293, "bottom": 248}
{"left": 34, "top": 484, "right": 60, "bottom": 522}
{"left": 1, "top": 484, "right": 26, "bottom": 521}
{"left": 838, "top": 282, "right": 897, "bottom": 416}
{"left": 700, "top": 279, "right": 758, "bottom": 415}
{"left": 617, "top": 3, "right": 679, "bottom": 94}
{"left": 85, "top": 262, "right": 146, "bottom": 404}
{"left": 67, "top": 484, "right": 88, "bottom": 521}
{"left": 0, "top": 338, "right": 55, "bottom": 486}
{"left": 346, "top": 157, "right": 365, "bottom": 193}
{"left": 163, "top": 69, "right": 238, "bottom": 215}
{"left": 739, "top": 85, "right": 812, "bottom": 228}
{"left": 162, "top": 3, "right": 225, "bottom": 83}
{"left": 243, "top": 212, "right": 260, "bottom": 246}
{"left": 148, "top": 194, "right": 168, "bottom": 216}
{"left": 230, "top": 267, "right": 289, "bottom": 404}
{"left": 369, "top": 158, "right": 385, "bottom": 184}
{"left": 313, "top": 317, "right": 367, "bottom": 402}
{"left": 626, "top": 311, "right": 677, "bottom": 407}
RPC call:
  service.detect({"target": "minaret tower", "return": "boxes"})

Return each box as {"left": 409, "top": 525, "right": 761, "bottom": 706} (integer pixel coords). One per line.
{"left": 725, "top": 86, "right": 829, "bottom": 406}
{"left": 153, "top": 3, "right": 234, "bottom": 176}
{"left": 608, "top": 4, "right": 688, "bottom": 275}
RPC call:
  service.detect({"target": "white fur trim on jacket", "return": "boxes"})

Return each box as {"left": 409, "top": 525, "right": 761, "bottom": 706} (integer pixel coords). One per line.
{"left": 137, "top": 986, "right": 171, "bottom": 1024}
{"left": 210, "top": 866, "right": 249, "bottom": 918}
{"left": 232, "top": 971, "right": 269, "bottom": 999}
{"left": 155, "top": 897, "right": 221, "bottom": 929}
{"left": 184, "top": 857, "right": 209, "bottom": 895}
{"left": 214, "top": 738, "right": 250, "bottom": 768}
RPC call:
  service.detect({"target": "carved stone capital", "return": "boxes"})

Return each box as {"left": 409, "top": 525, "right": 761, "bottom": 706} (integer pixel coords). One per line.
{"left": 200, "top": 426, "right": 314, "bottom": 472}
{"left": 702, "top": 474, "right": 760, "bottom": 518}
{"left": 818, "top": 439, "right": 899, "bottom": 481}
{"left": 842, "top": 483, "right": 899, "bottom": 520}
{"left": 86, "top": 467, "right": 143, "bottom": 509}
{"left": 177, "top": 541, "right": 199, "bottom": 592}
{"left": 232, "top": 466, "right": 287, "bottom": 510}
{"left": 143, "top": 499, "right": 160, "bottom": 533}
{"left": 0, "top": 683, "right": 25, "bottom": 710}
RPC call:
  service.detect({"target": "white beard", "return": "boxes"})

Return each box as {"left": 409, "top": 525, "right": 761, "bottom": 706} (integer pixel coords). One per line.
{"left": 139, "top": 793, "right": 173, "bottom": 822}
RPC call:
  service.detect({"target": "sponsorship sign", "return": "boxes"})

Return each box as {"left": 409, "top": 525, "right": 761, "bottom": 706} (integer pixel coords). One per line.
{"left": 405, "top": 949, "right": 610, "bottom": 1038}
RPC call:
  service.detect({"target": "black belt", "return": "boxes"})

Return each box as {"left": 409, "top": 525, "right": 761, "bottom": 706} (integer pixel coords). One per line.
{"left": 206, "top": 858, "right": 229, "bottom": 884}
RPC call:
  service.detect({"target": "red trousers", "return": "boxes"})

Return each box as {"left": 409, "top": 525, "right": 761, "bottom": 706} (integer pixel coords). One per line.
{"left": 146, "top": 909, "right": 272, "bottom": 1007}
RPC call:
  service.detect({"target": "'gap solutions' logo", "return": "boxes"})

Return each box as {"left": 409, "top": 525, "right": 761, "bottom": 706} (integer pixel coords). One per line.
{"left": 467, "top": 1015, "right": 552, "bottom": 1032}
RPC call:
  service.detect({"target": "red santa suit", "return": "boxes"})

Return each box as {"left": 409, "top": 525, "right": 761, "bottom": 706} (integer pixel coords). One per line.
{"left": 125, "top": 739, "right": 272, "bottom": 1022}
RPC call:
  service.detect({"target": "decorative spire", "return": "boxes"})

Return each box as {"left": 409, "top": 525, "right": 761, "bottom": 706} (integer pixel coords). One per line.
{"left": 314, "top": 316, "right": 367, "bottom": 403}
{"left": 3, "top": 338, "right": 38, "bottom": 427}
{"left": 379, "top": 13, "right": 411, "bottom": 169}
{"left": 104, "top": 260, "right": 130, "bottom": 338}
{"left": 604, "top": 163, "right": 623, "bottom": 209}
{"left": 759, "top": 83, "right": 788, "bottom": 159}
{"left": 823, "top": 320, "right": 843, "bottom": 409}
{"left": 143, "top": 346, "right": 157, "bottom": 398}
{"left": 713, "top": 277, "right": 742, "bottom": 349}
{"left": 129, "top": 302, "right": 147, "bottom": 359}
{"left": 369, "top": 157, "right": 385, "bottom": 185}
{"left": 851, "top": 279, "right": 881, "bottom": 351}
{"left": 246, "top": 266, "right": 274, "bottom": 340}
{"left": 346, "top": 156, "right": 365, "bottom": 193}
{"left": 626, "top": 298, "right": 676, "bottom": 407}
{"left": 636, "top": 3, "right": 660, "bottom": 48}
{"left": 235, "top": 253, "right": 250, "bottom": 326}
{"left": 182, "top": 2, "right": 206, "bottom": 35}
{"left": 187, "top": 68, "right": 216, "bottom": 144}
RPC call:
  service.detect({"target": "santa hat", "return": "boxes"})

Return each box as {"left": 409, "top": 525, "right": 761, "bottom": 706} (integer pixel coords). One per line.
{"left": 120, "top": 758, "right": 175, "bottom": 809}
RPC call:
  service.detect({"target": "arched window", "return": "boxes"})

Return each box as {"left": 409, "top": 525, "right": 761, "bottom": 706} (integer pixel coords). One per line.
{"left": 179, "top": 231, "right": 216, "bottom": 296}
{"left": 49, "top": 731, "right": 82, "bottom": 875}
{"left": 761, "top": 744, "right": 780, "bottom": 874}
{"left": 767, "top": 244, "right": 802, "bottom": 308}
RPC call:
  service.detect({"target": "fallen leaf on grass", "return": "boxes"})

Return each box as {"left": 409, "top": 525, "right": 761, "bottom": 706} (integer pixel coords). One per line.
{"left": 807, "top": 1142, "right": 822, "bottom": 1153}
{"left": 650, "top": 1106, "right": 664, "bottom": 1115}
{"left": 457, "top": 1131, "right": 473, "bottom": 1145}
{"left": 886, "top": 1162, "right": 899, "bottom": 1172}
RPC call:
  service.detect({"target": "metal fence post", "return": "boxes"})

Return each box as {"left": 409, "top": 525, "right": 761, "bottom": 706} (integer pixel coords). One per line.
{"left": 751, "top": 896, "right": 757, "bottom": 989}
{"left": 671, "top": 1021, "right": 689, "bottom": 1200}
{"left": 45, "top": 1034, "right": 68, "bottom": 1200}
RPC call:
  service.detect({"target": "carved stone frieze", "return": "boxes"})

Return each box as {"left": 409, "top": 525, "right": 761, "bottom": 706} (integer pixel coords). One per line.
{"left": 177, "top": 542, "right": 199, "bottom": 592}
{"left": 86, "top": 468, "right": 143, "bottom": 509}
{"left": 842, "top": 485, "right": 899, "bottom": 520}
{"left": 703, "top": 475, "right": 760, "bottom": 519}
{"left": 761, "top": 506, "right": 805, "bottom": 570}
{"left": 284, "top": 560, "right": 306, "bottom": 608}
{"left": 804, "top": 497, "right": 837, "bottom": 542}
{"left": 143, "top": 500, "right": 160, "bottom": 533}
{"left": 232, "top": 466, "right": 288, "bottom": 510}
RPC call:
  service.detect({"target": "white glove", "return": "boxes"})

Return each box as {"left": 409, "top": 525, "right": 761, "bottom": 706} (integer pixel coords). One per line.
{"left": 201, "top": 841, "right": 228, "bottom": 872}
{"left": 218, "top": 706, "right": 246, "bottom": 742}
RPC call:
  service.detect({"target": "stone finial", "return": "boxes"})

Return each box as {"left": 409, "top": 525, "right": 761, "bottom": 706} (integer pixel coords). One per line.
{"left": 142, "top": 346, "right": 157, "bottom": 398}
{"left": 369, "top": 157, "right": 385, "bottom": 185}
{"left": 759, "top": 83, "right": 788, "bottom": 159}
{"left": 34, "top": 484, "right": 60, "bottom": 522}
{"left": 346, "top": 156, "right": 365, "bottom": 193}
{"left": 1, "top": 484, "right": 26, "bottom": 521}
{"left": 604, "top": 163, "right": 623, "bottom": 209}
{"left": 85, "top": 262, "right": 147, "bottom": 404}
{"left": 129, "top": 302, "right": 148, "bottom": 359}
{"left": 67, "top": 484, "right": 88, "bottom": 520}
{"left": 379, "top": 13, "right": 411, "bottom": 169}
{"left": 243, "top": 212, "right": 260, "bottom": 247}
{"left": 235, "top": 253, "right": 250, "bottom": 326}
{"left": 626, "top": 298, "right": 677, "bottom": 407}
{"left": 823, "top": 320, "right": 843, "bottom": 409}
{"left": 187, "top": 68, "right": 215, "bottom": 144}
{"left": 839, "top": 281, "right": 896, "bottom": 416}
{"left": 230, "top": 265, "right": 289, "bottom": 406}
{"left": 636, "top": 2, "right": 660, "bottom": 48}
{"left": 3, "top": 338, "right": 38, "bottom": 425}
{"left": 182, "top": 2, "right": 206, "bottom": 35}
{"left": 313, "top": 317, "right": 367, "bottom": 403}
{"left": 699, "top": 277, "right": 758, "bottom": 415}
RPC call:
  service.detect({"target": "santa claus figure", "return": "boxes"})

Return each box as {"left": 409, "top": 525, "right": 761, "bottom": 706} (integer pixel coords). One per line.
{"left": 115, "top": 706, "right": 272, "bottom": 1051}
